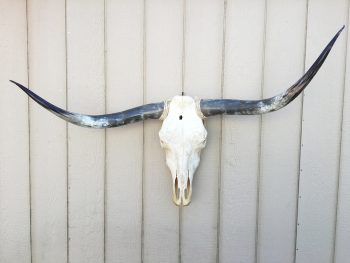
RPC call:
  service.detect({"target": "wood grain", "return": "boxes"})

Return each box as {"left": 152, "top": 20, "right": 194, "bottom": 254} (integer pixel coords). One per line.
{"left": 0, "top": 2, "right": 349, "bottom": 262}
{"left": 257, "top": 1, "right": 307, "bottom": 262}
{"left": 181, "top": 0, "right": 224, "bottom": 262}
{"left": 105, "top": 0, "right": 144, "bottom": 262}
{"left": 27, "top": 0, "right": 67, "bottom": 262}
{"left": 219, "top": 1, "right": 266, "bottom": 262}
{"left": 296, "top": 1, "right": 348, "bottom": 262}
{"left": 143, "top": 1, "right": 183, "bottom": 262}
{"left": 66, "top": 0, "right": 105, "bottom": 262}
{"left": 334, "top": 6, "right": 350, "bottom": 263}
{"left": 0, "top": 1, "right": 31, "bottom": 262}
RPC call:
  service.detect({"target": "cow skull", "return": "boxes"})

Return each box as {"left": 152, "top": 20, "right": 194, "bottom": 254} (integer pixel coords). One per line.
{"left": 10, "top": 27, "right": 344, "bottom": 206}
{"left": 159, "top": 96, "right": 207, "bottom": 205}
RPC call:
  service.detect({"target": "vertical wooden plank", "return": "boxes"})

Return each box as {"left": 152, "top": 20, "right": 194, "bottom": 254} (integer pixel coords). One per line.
{"left": 257, "top": 1, "right": 306, "bottom": 262}
{"left": 66, "top": 0, "right": 105, "bottom": 262}
{"left": 219, "top": 1, "right": 265, "bottom": 262}
{"left": 334, "top": 8, "right": 350, "bottom": 263}
{"left": 181, "top": 0, "right": 224, "bottom": 262}
{"left": 143, "top": 0, "right": 183, "bottom": 262}
{"left": 105, "top": 0, "right": 143, "bottom": 262}
{"left": 296, "top": 1, "right": 348, "bottom": 262}
{"left": 0, "top": 1, "right": 31, "bottom": 262}
{"left": 27, "top": 0, "right": 67, "bottom": 262}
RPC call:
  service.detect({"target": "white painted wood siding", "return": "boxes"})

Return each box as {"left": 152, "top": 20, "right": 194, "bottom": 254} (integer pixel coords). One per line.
{"left": 0, "top": 1, "right": 349, "bottom": 263}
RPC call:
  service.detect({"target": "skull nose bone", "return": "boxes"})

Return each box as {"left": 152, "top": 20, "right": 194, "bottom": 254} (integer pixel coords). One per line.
{"left": 172, "top": 175, "right": 192, "bottom": 206}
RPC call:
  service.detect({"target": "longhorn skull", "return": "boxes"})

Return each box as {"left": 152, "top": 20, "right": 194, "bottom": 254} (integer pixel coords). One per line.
{"left": 11, "top": 27, "right": 344, "bottom": 206}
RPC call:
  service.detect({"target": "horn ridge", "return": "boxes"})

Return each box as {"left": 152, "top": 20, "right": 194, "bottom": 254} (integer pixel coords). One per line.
{"left": 10, "top": 80, "right": 164, "bottom": 128}
{"left": 200, "top": 26, "right": 345, "bottom": 116}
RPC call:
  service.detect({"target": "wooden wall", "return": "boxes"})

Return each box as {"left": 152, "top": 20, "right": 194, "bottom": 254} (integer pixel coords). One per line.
{"left": 0, "top": 1, "right": 349, "bottom": 262}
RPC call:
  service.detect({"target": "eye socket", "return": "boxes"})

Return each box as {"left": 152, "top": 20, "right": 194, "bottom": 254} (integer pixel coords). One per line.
{"left": 201, "top": 138, "right": 207, "bottom": 144}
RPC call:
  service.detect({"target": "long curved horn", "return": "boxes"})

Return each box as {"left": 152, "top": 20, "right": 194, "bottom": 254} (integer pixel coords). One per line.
{"left": 10, "top": 80, "right": 165, "bottom": 128}
{"left": 200, "top": 26, "right": 345, "bottom": 117}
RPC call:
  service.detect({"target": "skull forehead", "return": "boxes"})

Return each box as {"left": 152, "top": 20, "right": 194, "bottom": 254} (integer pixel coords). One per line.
{"left": 159, "top": 96, "right": 207, "bottom": 142}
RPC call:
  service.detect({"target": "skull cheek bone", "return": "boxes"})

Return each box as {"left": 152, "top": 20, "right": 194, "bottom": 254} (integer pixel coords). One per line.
{"left": 159, "top": 96, "right": 207, "bottom": 206}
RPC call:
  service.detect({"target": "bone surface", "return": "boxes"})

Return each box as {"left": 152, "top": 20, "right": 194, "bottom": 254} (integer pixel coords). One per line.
{"left": 159, "top": 96, "right": 207, "bottom": 206}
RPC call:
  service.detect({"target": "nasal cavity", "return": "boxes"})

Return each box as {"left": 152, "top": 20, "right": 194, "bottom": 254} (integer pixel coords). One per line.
{"left": 175, "top": 177, "right": 180, "bottom": 199}
{"left": 179, "top": 115, "right": 183, "bottom": 120}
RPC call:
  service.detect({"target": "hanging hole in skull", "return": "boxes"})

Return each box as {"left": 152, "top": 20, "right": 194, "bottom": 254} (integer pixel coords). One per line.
{"left": 179, "top": 115, "right": 183, "bottom": 120}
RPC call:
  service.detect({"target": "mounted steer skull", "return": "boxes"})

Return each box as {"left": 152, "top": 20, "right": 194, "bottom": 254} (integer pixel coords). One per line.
{"left": 11, "top": 27, "right": 344, "bottom": 206}
{"left": 159, "top": 96, "right": 207, "bottom": 205}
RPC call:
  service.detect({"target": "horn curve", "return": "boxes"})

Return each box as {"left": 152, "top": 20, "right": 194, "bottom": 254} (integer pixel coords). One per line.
{"left": 10, "top": 80, "right": 165, "bottom": 128}
{"left": 200, "top": 26, "right": 345, "bottom": 117}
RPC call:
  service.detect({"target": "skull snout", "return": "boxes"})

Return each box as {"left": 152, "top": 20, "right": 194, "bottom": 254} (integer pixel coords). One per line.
{"left": 172, "top": 171, "right": 192, "bottom": 206}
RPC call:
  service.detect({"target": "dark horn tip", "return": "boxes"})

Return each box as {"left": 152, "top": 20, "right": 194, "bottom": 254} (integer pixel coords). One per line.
{"left": 9, "top": 80, "right": 21, "bottom": 86}
{"left": 332, "top": 26, "right": 345, "bottom": 41}
{"left": 335, "top": 25, "right": 345, "bottom": 38}
{"left": 9, "top": 80, "right": 27, "bottom": 91}
{"left": 327, "top": 26, "right": 345, "bottom": 48}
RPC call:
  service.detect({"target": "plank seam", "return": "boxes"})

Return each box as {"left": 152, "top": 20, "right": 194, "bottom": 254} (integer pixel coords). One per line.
{"left": 25, "top": 1, "right": 33, "bottom": 262}
{"left": 65, "top": 0, "right": 70, "bottom": 261}
{"left": 103, "top": 0, "right": 107, "bottom": 262}
{"left": 181, "top": 0, "right": 186, "bottom": 96}
{"left": 217, "top": 1, "right": 227, "bottom": 262}
{"left": 332, "top": 4, "right": 350, "bottom": 262}
{"left": 179, "top": 0, "right": 187, "bottom": 262}
{"left": 255, "top": 0, "right": 268, "bottom": 262}
{"left": 141, "top": 0, "right": 147, "bottom": 262}
{"left": 293, "top": 0, "right": 309, "bottom": 261}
